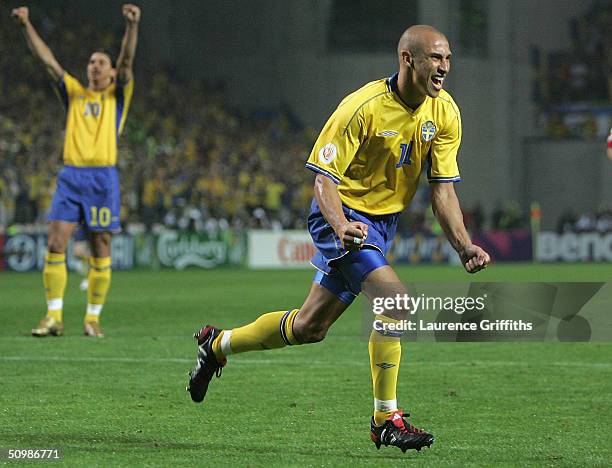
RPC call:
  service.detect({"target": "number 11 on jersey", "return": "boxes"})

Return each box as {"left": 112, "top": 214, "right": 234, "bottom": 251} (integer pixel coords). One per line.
{"left": 396, "top": 141, "right": 413, "bottom": 168}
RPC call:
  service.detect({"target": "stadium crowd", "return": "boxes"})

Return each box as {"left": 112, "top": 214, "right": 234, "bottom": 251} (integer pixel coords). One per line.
{"left": 0, "top": 7, "right": 315, "bottom": 233}
{"left": 1, "top": 6, "right": 607, "bottom": 236}
{"left": 1, "top": 6, "right": 458, "bottom": 236}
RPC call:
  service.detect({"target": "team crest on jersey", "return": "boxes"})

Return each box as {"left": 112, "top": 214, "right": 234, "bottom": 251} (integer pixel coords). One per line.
{"left": 318, "top": 143, "right": 337, "bottom": 164}
{"left": 421, "top": 121, "right": 436, "bottom": 142}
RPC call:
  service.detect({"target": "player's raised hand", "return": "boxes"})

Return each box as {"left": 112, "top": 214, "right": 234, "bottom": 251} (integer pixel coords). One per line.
{"left": 11, "top": 6, "right": 29, "bottom": 25}
{"left": 337, "top": 221, "right": 369, "bottom": 251}
{"left": 122, "top": 4, "right": 140, "bottom": 24}
{"left": 459, "top": 244, "right": 490, "bottom": 274}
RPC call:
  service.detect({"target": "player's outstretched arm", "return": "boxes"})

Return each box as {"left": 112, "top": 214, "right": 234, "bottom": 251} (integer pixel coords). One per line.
{"left": 314, "top": 174, "right": 368, "bottom": 251}
{"left": 11, "top": 6, "right": 64, "bottom": 81}
{"left": 116, "top": 3, "right": 140, "bottom": 83}
{"left": 430, "top": 182, "right": 490, "bottom": 273}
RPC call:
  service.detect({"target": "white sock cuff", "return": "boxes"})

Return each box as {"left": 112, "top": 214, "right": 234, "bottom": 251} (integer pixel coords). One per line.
{"left": 86, "top": 304, "right": 103, "bottom": 316}
{"left": 374, "top": 398, "right": 398, "bottom": 412}
{"left": 220, "top": 330, "right": 233, "bottom": 356}
{"left": 47, "top": 298, "right": 63, "bottom": 311}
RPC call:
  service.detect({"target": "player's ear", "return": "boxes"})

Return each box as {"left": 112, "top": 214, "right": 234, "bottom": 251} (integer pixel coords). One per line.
{"left": 401, "top": 50, "right": 412, "bottom": 68}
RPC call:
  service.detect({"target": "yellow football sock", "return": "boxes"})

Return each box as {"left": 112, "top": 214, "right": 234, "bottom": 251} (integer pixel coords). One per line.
{"left": 84, "top": 313, "right": 100, "bottom": 323}
{"left": 86, "top": 257, "right": 112, "bottom": 322}
{"left": 212, "top": 309, "right": 300, "bottom": 361}
{"left": 47, "top": 309, "right": 63, "bottom": 321}
{"left": 369, "top": 314, "right": 402, "bottom": 426}
{"left": 43, "top": 252, "right": 67, "bottom": 321}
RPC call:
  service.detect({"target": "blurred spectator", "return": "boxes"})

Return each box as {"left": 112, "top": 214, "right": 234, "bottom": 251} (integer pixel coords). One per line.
{"left": 491, "top": 201, "right": 526, "bottom": 230}
{"left": 556, "top": 206, "right": 611, "bottom": 233}
{"left": 557, "top": 211, "right": 577, "bottom": 233}
{"left": 535, "top": 0, "right": 612, "bottom": 139}
{"left": 463, "top": 203, "right": 484, "bottom": 233}
{"left": 544, "top": 113, "right": 572, "bottom": 138}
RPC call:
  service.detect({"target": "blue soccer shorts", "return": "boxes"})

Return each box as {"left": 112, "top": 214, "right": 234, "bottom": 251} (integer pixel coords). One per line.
{"left": 307, "top": 198, "right": 399, "bottom": 304}
{"left": 48, "top": 165, "right": 121, "bottom": 232}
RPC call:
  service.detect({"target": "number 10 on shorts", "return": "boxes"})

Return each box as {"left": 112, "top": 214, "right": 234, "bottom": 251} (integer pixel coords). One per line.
{"left": 90, "top": 206, "right": 112, "bottom": 227}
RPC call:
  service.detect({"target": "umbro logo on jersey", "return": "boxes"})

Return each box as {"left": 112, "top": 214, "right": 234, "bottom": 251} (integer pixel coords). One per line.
{"left": 376, "top": 362, "right": 396, "bottom": 369}
{"left": 377, "top": 130, "right": 399, "bottom": 137}
{"left": 421, "top": 121, "right": 436, "bottom": 142}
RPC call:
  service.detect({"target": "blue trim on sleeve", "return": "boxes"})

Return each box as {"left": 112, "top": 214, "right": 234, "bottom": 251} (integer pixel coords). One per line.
{"left": 428, "top": 176, "right": 461, "bottom": 183}
{"left": 57, "top": 75, "right": 69, "bottom": 110}
{"left": 305, "top": 163, "right": 341, "bottom": 185}
{"left": 425, "top": 146, "right": 460, "bottom": 182}
{"left": 115, "top": 81, "right": 126, "bottom": 141}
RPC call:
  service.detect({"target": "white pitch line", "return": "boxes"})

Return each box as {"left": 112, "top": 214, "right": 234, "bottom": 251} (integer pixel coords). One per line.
{"left": 0, "top": 356, "right": 610, "bottom": 368}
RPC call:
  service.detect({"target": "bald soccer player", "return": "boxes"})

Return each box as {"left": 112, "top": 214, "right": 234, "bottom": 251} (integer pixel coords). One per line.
{"left": 187, "top": 25, "right": 490, "bottom": 453}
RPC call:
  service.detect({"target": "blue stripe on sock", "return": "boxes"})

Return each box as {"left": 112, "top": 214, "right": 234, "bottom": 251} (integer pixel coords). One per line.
{"left": 280, "top": 310, "right": 291, "bottom": 345}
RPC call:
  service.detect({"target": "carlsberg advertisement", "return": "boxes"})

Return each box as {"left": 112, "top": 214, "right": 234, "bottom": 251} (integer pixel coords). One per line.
{"left": 137, "top": 230, "right": 245, "bottom": 269}
{"left": 0, "top": 230, "right": 245, "bottom": 271}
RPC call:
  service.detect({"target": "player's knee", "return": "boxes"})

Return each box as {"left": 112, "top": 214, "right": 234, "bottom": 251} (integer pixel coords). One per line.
{"left": 90, "top": 233, "right": 112, "bottom": 257}
{"left": 47, "top": 236, "right": 68, "bottom": 254}
{"left": 294, "top": 319, "right": 329, "bottom": 344}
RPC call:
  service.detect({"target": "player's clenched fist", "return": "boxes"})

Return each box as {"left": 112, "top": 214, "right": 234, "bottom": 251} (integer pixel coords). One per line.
{"left": 459, "top": 244, "right": 491, "bottom": 274}
{"left": 122, "top": 4, "right": 140, "bottom": 23}
{"left": 11, "top": 6, "right": 29, "bottom": 25}
{"left": 336, "top": 221, "right": 369, "bottom": 251}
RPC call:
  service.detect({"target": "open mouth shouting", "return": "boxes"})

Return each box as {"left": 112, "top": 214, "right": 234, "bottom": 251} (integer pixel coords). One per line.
{"left": 431, "top": 75, "right": 444, "bottom": 91}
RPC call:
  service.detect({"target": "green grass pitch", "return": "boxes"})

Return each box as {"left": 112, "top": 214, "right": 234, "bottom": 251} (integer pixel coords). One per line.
{"left": 1, "top": 263, "right": 611, "bottom": 466}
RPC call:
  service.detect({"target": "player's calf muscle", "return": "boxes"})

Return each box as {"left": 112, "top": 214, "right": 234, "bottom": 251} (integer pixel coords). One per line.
{"left": 292, "top": 317, "right": 329, "bottom": 343}
{"left": 292, "top": 286, "right": 349, "bottom": 343}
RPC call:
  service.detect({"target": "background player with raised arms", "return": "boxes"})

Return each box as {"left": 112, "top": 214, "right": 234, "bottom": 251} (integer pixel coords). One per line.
{"left": 187, "top": 25, "right": 490, "bottom": 453}
{"left": 12, "top": 3, "right": 140, "bottom": 338}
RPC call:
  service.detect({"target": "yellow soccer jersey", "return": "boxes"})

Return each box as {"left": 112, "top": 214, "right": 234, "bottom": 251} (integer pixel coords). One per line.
{"left": 306, "top": 73, "right": 461, "bottom": 215}
{"left": 56, "top": 73, "right": 134, "bottom": 167}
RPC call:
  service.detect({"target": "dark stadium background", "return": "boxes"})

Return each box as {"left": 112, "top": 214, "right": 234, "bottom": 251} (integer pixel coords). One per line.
{"left": 1, "top": 1, "right": 611, "bottom": 466}
{"left": 1, "top": 0, "right": 610, "bottom": 246}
